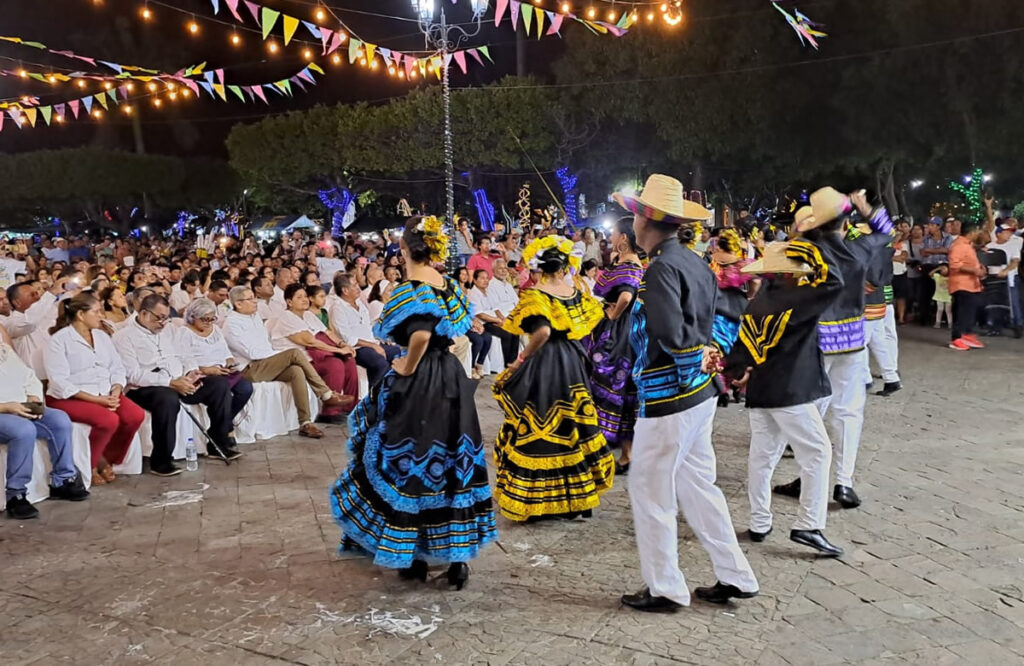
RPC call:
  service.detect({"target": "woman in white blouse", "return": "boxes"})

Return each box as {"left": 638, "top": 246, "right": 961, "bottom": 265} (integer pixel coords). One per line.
{"left": 44, "top": 292, "right": 145, "bottom": 486}
{"left": 183, "top": 298, "right": 254, "bottom": 428}
{"left": 270, "top": 284, "right": 358, "bottom": 423}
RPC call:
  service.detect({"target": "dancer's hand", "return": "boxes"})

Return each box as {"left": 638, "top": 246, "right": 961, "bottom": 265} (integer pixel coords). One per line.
{"left": 701, "top": 346, "right": 722, "bottom": 374}
{"left": 391, "top": 356, "right": 415, "bottom": 376}
{"left": 731, "top": 367, "right": 752, "bottom": 389}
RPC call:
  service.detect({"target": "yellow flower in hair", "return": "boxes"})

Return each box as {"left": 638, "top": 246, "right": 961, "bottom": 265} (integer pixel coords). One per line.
{"left": 415, "top": 215, "right": 449, "bottom": 263}
{"left": 522, "top": 235, "right": 578, "bottom": 273}
{"left": 718, "top": 228, "right": 742, "bottom": 256}
{"left": 685, "top": 221, "right": 705, "bottom": 251}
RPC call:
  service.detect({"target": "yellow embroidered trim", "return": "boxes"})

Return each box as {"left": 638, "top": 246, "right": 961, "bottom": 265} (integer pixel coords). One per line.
{"left": 739, "top": 309, "right": 793, "bottom": 365}
{"left": 786, "top": 239, "right": 828, "bottom": 288}
{"left": 501, "top": 288, "right": 604, "bottom": 340}
{"left": 521, "top": 235, "right": 581, "bottom": 273}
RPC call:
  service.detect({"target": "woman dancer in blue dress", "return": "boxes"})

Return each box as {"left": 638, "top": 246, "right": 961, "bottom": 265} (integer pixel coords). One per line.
{"left": 329, "top": 216, "right": 497, "bottom": 590}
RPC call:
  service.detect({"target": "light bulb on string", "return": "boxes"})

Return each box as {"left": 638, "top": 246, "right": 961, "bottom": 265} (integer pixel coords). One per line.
{"left": 268, "top": 41, "right": 279, "bottom": 54}
{"left": 48, "top": 75, "right": 57, "bottom": 83}
{"left": 303, "top": 48, "right": 313, "bottom": 60}
{"left": 315, "top": 6, "right": 326, "bottom": 21}
{"left": 187, "top": 18, "right": 199, "bottom": 34}
{"left": 153, "top": 98, "right": 162, "bottom": 108}
{"left": 103, "top": 81, "right": 112, "bottom": 90}
{"left": 646, "top": 11, "right": 655, "bottom": 21}
{"left": 181, "top": 89, "right": 190, "bottom": 98}
{"left": 231, "top": 33, "right": 241, "bottom": 46}
{"left": 607, "top": 9, "right": 616, "bottom": 21}
{"left": 338, "top": 32, "right": 347, "bottom": 42}
{"left": 147, "top": 82, "right": 157, "bottom": 92}
{"left": 166, "top": 82, "right": 176, "bottom": 91}
{"left": 168, "top": 91, "right": 177, "bottom": 100}
{"left": 55, "top": 114, "right": 64, "bottom": 122}
{"left": 387, "top": 66, "right": 396, "bottom": 76}
{"left": 77, "top": 79, "right": 86, "bottom": 88}
{"left": 18, "top": 69, "right": 27, "bottom": 78}
{"left": 586, "top": 7, "right": 596, "bottom": 18}
{"left": 92, "top": 109, "right": 102, "bottom": 119}
{"left": 561, "top": 2, "right": 569, "bottom": 12}
{"left": 331, "top": 53, "right": 342, "bottom": 65}
{"left": 359, "top": 58, "right": 367, "bottom": 66}
{"left": 370, "top": 60, "right": 379, "bottom": 70}
{"left": 126, "top": 82, "right": 134, "bottom": 91}
{"left": 122, "top": 105, "right": 132, "bottom": 114}
{"left": 140, "top": 4, "right": 152, "bottom": 20}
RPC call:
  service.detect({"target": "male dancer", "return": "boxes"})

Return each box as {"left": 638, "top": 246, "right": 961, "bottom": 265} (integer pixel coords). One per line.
{"left": 862, "top": 236, "right": 902, "bottom": 396}
{"left": 726, "top": 234, "right": 845, "bottom": 556}
{"left": 614, "top": 175, "right": 758, "bottom": 612}
{"left": 773, "top": 188, "right": 893, "bottom": 509}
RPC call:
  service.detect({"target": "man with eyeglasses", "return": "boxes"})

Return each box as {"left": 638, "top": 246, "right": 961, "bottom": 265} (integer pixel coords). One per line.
{"left": 113, "top": 294, "right": 239, "bottom": 476}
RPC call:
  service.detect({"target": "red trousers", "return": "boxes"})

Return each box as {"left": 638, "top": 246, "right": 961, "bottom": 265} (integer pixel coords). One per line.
{"left": 45, "top": 396, "right": 145, "bottom": 467}
{"left": 308, "top": 333, "right": 359, "bottom": 417}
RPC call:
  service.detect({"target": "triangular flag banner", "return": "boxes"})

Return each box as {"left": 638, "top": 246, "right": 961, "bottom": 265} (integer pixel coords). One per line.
{"left": 453, "top": 50, "right": 467, "bottom": 74}
{"left": 95, "top": 93, "right": 108, "bottom": 110}
{"left": 68, "top": 99, "right": 80, "bottom": 118}
{"left": 298, "top": 67, "right": 315, "bottom": 84}
{"left": 119, "top": 86, "right": 130, "bottom": 100}
{"left": 211, "top": 0, "right": 220, "bottom": 14}
{"left": 212, "top": 83, "right": 227, "bottom": 101}
{"left": 228, "top": 84, "right": 245, "bottom": 101}
{"left": 252, "top": 85, "right": 268, "bottom": 103}
{"left": 24, "top": 107, "right": 37, "bottom": 127}
{"left": 261, "top": 7, "right": 280, "bottom": 40}
{"left": 290, "top": 75, "right": 307, "bottom": 92}
{"left": 495, "top": 0, "right": 509, "bottom": 26}
{"left": 320, "top": 26, "right": 332, "bottom": 54}
{"left": 329, "top": 30, "right": 344, "bottom": 54}
{"left": 510, "top": 0, "right": 521, "bottom": 29}
{"left": 107, "top": 89, "right": 118, "bottom": 104}
{"left": 547, "top": 12, "right": 564, "bottom": 35}
{"left": 521, "top": 4, "right": 534, "bottom": 33}
{"left": 364, "top": 43, "right": 376, "bottom": 64}
{"left": 98, "top": 60, "right": 123, "bottom": 74}
{"left": 404, "top": 55, "right": 416, "bottom": 79}
{"left": 467, "top": 48, "right": 484, "bottom": 66}
{"left": 302, "top": 21, "right": 322, "bottom": 39}
{"left": 282, "top": 15, "right": 299, "bottom": 45}
{"left": 54, "top": 103, "right": 65, "bottom": 119}
{"left": 199, "top": 81, "right": 214, "bottom": 97}
{"left": 348, "top": 38, "right": 362, "bottom": 64}
{"left": 443, "top": 52, "right": 453, "bottom": 69}
{"left": 216, "top": 68, "right": 225, "bottom": 85}
{"left": 418, "top": 59, "right": 428, "bottom": 78}
{"left": 8, "top": 109, "right": 23, "bottom": 128}
{"left": 479, "top": 45, "right": 493, "bottom": 62}
{"left": 244, "top": 0, "right": 261, "bottom": 24}
{"left": 308, "top": 62, "right": 324, "bottom": 75}
{"left": 267, "top": 82, "right": 284, "bottom": 96}
{"left": 0, "top": 113, "right": 4, "bottom": 132}
{"left": 378, "top": 47, "right": 392, "bottom": 69}
{"left": 243, "top": 86, "right": 255, "bottom": 101}
{"left": 225, "top": 0, "right": 243, "bottom": 21}
{"left": 536, "top": 9, "right": 545, "bottom": 37}
{"left": 204, "top": 71, "right": 215, "bottom": 85}
{"left": 40, "top": 106, "right": 52, "bottom": 125}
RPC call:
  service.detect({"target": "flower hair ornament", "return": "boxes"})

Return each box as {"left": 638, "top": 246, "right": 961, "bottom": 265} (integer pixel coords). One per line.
{"left": 717, "top": 228, "right": 743, "bottom": 256}
{"left": 415, "top": 216, "right": 449, "bottom": 264}
{"left": 521, "top": 235, "right": 580, "bottom": 274}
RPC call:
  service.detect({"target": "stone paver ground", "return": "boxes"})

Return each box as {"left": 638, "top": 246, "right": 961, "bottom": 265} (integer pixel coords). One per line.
{"left": 3, "top": 328, "right": 1024, "bottom": 665}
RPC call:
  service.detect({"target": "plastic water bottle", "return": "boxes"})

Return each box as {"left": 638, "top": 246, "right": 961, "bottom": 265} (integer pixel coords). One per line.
{"left": 185, "top": 438, "right": 198, "bottom": 472}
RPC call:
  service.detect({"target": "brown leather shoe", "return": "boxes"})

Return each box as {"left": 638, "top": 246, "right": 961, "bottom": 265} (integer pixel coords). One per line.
{"left": 321, "top": 393, "right": 356, "bottom": 410}
{"left": 298, "top": 423, "right": 325, "bottom": 439}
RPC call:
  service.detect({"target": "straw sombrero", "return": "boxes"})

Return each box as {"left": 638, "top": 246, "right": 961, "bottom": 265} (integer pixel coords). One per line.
{"left": 741, "top": 242, "right": 813, "bottom": 275}
{"left": 800, "top": 187, "right": 853, "bottom": 230}
{"left": 793, "top": 206, "right": 815, "bottom": 232}
{"left": 613, "top": 174, "right": 711, "bottom": 225}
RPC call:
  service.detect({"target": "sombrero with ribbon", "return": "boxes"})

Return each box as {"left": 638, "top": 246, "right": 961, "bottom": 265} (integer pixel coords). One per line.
{"left": 613, "top": 174, "right": 712, "bottom": 225}
{"left": 741, "top": 242, "right": 814, "bottom": 275}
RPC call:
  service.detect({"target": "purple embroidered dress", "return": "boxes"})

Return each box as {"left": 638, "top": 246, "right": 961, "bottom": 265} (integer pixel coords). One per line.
{"left": 584, "top": 262, "right": 644, "bottom": 446}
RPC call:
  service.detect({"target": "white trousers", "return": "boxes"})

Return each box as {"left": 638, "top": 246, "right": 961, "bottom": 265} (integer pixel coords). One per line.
{"left": 748, "top": 402, "right": 832, "bottom": 533}
{"left": 863, "top": 306, "right": 900, "bottom": 384}
{"left": 629, "top": 397, "right": 758, "bottom": 606}
{"left": 821, "top": 350, "right": 867, "bottom": 487}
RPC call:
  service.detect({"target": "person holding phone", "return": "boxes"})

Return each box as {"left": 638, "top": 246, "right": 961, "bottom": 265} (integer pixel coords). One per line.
{"left": 0, "top": 331, "right": 89, "bottom": 519}
{"left": 182, "top": 298, "right": 253, "bottom": 431}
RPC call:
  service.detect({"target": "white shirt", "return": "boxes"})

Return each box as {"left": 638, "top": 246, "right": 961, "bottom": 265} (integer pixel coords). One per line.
{"left": 317, "top": 257, "right": 345, "bottom": 285}
{"left": 204, "top": 299, "right": 233, "bottom": 327}
{"left": 271, "top": 285, "right": 287, "bottom": 310}
{"left": 44, "top": 326, "right": 126, "bottom": 399}
{"left": 892, "top": 241, "right": 908, "bottom": 276}
{"left": 0, "top": 258, "right": 26, "bottom": 289}
{"left": 468, "top": 286, "right": 508, "bottom": 319}
{"left": 8, "top": 296, "right": 60, "bottom": 379}
{"left": 987, "top": 237, "right": 1023, "bottom": 287}
{"left": 329, "top": 297, "right": 375, "bottom": 346}
{"left": 0, "top": 343, "right": 42, "bottom": 403}
{"left": 169, "top": 284, "right": 198, "bottom": 312}
{"left": 488, "top": 278, "right": 519, "bottom": 316}
{"left": 223, "top": 311, "right": 276, "bottom": 368}
{"left": 367, "top": 299, "right": 385, "bottom": 322}
{"left": 182, "top": 326, "right": 233, "bottom": 368}
{"left": 256, "top": 297, "right": 283, "bottom": 322}
{"left": 270, "top": 310, "right": 325, "bottom": 354}
{"left": 112, "top": 320, "right": 197, "bottom": 388}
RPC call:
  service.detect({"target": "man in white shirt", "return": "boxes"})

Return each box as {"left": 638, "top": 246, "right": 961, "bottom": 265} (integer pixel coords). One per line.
{"left": 223, "top": 286, "right": 352, "bottom": 439}
{"left": 467, "top": 270, "right": 520, "bottom": 368}
{"left": 489, "top": 262, "right": 520, "bottom": 315}
{"left": 42, "top": 238, "right": 70, "bottom": 263}
{"left": 316, "top": 243, "right": 346, "bottom": 290}
{"left": 329, "top": 274, "right": 400, "bottom": 386}
{"left": 0, "top": 252, "right": 30, "bottom": 290}
{"left": 113, "top": 293, "right": 240, "bottom": 476}
{"left": 249, "top": 275, "right": 280, "bottom": 321}
{"left": 205, "top": 279, "right": 233, "bottom": 326}
{"left": 986, "top": 224, "right": 1023, "bottom": 335}
{"left": 5, "top": 281, "right": 61, "bottom": 379}
{"left": 269, "top": 269, "right": 294, "bottom": 318}
{"left": 169, "top": 270, "right": 201, "bottom": 313}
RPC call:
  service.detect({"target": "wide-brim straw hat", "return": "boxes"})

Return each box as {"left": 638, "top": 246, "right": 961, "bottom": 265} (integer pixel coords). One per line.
{"left": 613, "top": 174, "right": 711, "bottom": 225}
{"left": 793, "top": 206, "right": 815, "bottom": 232}
{"left": 741, "top": 242, "right": 814, "bottom": 275}
{"left": 802, "top": 187, "right": 854, "bottom": 230}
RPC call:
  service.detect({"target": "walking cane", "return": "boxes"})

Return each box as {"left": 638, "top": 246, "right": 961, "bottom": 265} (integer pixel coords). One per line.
{"left": 179, "top": 401, "right": 231, "bottom": 466}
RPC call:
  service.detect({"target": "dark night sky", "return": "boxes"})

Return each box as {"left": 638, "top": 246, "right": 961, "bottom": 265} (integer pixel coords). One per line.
{"left": 0, "top": 0, "right": 561, "bottom": 157}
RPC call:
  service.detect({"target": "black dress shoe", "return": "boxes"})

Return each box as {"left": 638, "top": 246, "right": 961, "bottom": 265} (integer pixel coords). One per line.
{"left": 717, "top": 393, "right": 730, "bottom": 408}
{"left": 833, "top": 484, "right": 861, "bottom": 509}
{"left": 620, "top": 588, "right": 681, "bottom": 613}
{"left": 446, "top": 562, "right": 469, "bottom": 590}
{"left": 615, "top": 460, "right": 630, "bottom": 475}
{"left": 399, "top": 559, "right": 428, "bottom": 582}
{"left": 876, "top": 381, "right": 902, "bottom": 396}
{"left": 790, "top": 529, "right": 844, "bottom": 557}
{"left": 773, "top": 478, "right": 801, "bottom": 498}
{"left": 5, "top": 495, "right": 39, "bottom": 520}
{"left": 694, "top": 582, "right": 758, "bottom": 605}
{"left": 748, "top": 527, "right": 772, "bottom": 543}
{"left": 49, "top": 473, "right": 90, "bottom": 501}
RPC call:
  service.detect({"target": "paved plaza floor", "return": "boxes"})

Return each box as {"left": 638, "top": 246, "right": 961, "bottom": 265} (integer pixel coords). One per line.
{"left": 3, "top": 328, "right": 1024, "bottom": 665}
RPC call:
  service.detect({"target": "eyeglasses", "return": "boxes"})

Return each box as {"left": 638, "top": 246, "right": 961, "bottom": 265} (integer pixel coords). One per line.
{"left": 236, "top": 297, "right": 256, "bottom": 303}
{"left": 198, "top": 316, "right": 217, "bottom": 324}
{"left": 142, "top": 310, "right": 169, "bottom": 323}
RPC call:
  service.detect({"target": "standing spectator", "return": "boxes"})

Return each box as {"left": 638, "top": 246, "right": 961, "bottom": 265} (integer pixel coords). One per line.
{"left": 315, "top": 242, "right": 345, "bottom": 290}
{"left": 947, "top": 224, "right": 987, "bottom": 351}
{"left": 929, "top": 264, "right": 952, "bottom": 328}
{"left": 455, "top": 219, "right": 474, "bottom": 266}
{"left": 44, "top": 293, "right": 145, "bottom": 486}
{"left": 582, "top": 228, "right": 602, "bottom": 266}
{"left": 466, "top": 236, "right": 496, "bottom": 278}
{"left": 985, "top": 224, "right": 1022, "bottom": 336}
{"left": 905, "top": 225, "right": 925, "bottom": 323}
{"left": 892, "top": 224, "right": 909, "bottom": 324}
{"left": 919, "top": 218, "right": 952, "bottom": 324}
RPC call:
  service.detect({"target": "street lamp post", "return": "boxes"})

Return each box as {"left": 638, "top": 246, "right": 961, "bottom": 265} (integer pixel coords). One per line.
{"left": 412, "top": 0, "right": 486, "bottom": 271}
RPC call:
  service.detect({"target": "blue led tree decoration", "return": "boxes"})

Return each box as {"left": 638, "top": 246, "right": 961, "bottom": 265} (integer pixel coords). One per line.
{"left": 472, "top": 188, "right": 496, "bottom": 232}
{"left": 556, "top": 167, "right": 579, "bottom": 228}
{"left": 319, "top": 186, "right": 354, "bottom": 236}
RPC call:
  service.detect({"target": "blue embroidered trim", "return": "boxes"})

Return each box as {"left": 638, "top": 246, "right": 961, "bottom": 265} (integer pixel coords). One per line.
{"left": 373, "top": 278, "right": 474, "bottom": 341}
{"left": 711, "top": 314, "right": 740, "bottom": 355}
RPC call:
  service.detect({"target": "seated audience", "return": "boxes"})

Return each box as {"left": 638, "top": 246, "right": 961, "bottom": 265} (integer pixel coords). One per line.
{"left": 328, "top": 273, "right": 400, "bottom": 387}
{"left": 182, "top": 298, "right": 254, "bottom": 431}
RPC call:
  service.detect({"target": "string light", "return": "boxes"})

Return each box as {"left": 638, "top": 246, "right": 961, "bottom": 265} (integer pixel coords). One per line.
{"left": 147, "top": 82, "right": 157, "bottom": 91}
{"left": 607, "top": 9, "right": 616, "bottom": 20}
{"left": 181, "top": 88, "right": 191, "bottom": 97}
{"left": 371, "top": 60, "right": 379, "bottom": 70}
{"left": 187, "top": 19, "right": 199, "bottom": 34}
{"left": 587, "top": 7, "right": 596, "bottom": 18}
{"left": 55, "top": 114, "right": 64, "bottom": 122}
{"left": 166, "top": 82, "right": 176, "bottom": 91}
{"left": 359, "top": 58, "right": 367, "bottom": 66}
{"left": 103, "top": 81, "right": 113, "bottom": 90}
{"left": 337, "top": 31, "right": 347, "bottom": 42}
{"left": 231, "top": 32, "right": 241, "bottom": 46}
{"left": 18, "top": 69, "right": 27, "bottom": 78}
{"left": 140, "top": 4, "right": 152, "bottom": 20}
{"left": 646, "top": 11, "right": 654, "bottom": 21}
{"left": 122, "top": 105, "right": 133, "bottom": 114}
{"left": 561, "top": 2, "right": 570, "bottom": 11}
{"left": 47, "top": 75, "right": 57, "bottom": 83}
{"left": 315, "top": 6, "right": 326, "bottom": 21}
{"left": 331, "top": 53, "right": 342, "bottom": 65}
{"left": 267, "top": 40, "right": 279, "bottom": 53}
{"left": 152, "top": 98, "right": 162, "bottom": 108}
{"left": 92, "top": 109, "right": 102, "bottom": 118}
{"left": 126, "top": 82, "right": 134, "bottom": 91}
{"left": 169, "top": 91, "right": 178, "bottom": 100}
{"left": 77, "top": 79, "right": 86, "bottom": 88}
{"left": 303, "top": 48, "right": 313, "bottom": 60}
